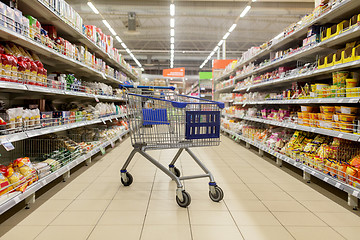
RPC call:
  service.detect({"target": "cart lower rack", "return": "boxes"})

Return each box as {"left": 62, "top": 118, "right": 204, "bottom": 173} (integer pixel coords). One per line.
{"left": 119, "top": 85, "right": 225, "bottom": 207}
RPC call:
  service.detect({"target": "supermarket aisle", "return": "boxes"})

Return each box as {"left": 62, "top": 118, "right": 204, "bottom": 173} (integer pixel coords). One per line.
{"left": 1, "top": 137, "right": 360, "bottom": 240}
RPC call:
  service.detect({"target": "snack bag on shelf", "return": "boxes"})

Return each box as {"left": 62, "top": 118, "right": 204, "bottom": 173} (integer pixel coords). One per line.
{"left": 346, "top": 166, "right": 359, "bottom": 186}
{"left": 4, "top": 167, "right": 28, "bottom": 192}
{"left": 13, "top": 157, "right": 38, "bottom": 185}
{"left": 0, "top": 171, "right": 11, "bottom": 196}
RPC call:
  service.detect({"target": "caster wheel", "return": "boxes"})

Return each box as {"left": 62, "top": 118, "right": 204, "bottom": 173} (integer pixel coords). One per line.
{"left": 209, "top": 186, "right": 224, "bottom": 202}
{"left": 173, "top": 167, "right": 181, "bottom": 177}
{"left": 121, "top": 172, "right": 133, "bottom": 186}
{"left": 176, "top": 191, "right": 191, "bottom": 208}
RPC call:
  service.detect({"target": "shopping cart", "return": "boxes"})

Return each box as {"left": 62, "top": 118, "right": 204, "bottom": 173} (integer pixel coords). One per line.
{"left": 119, "top": 85, "right": 225, "bottom": 207}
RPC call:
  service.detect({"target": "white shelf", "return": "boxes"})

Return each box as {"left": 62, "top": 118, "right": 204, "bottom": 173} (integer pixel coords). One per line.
{"left": 233, "top": 58, "right": 360, "bottom": 93}
{"left": 0, "top": 26, "right": 125, "bottom": 85}
{"left": 233, "top": 97, "right": 360, "bottom": 105}
{"left": 0, "top": 129, "right": 129, "bottom": 215}
{"left": 223, "top": 114, "right": 360, "bottom": 142}
{"left": 215, "top": 85, "right": 235, "bottom": 93}
{"left": 230, "top": 25, "right": 360, "bottom": 84}
{"left": 215, "top": 0, "right": 360, "bottom": 83}
{"left": 0, "top": 114, "right": 127, "bottom": 144}
{"left": 17, "top": 0, "right": 138, "bottom": 81}
{"left": 0, "top": 82, "right": 124, "bottom": 101}
{"left": 221, "top": 127, "right": 360, "bottom": 199}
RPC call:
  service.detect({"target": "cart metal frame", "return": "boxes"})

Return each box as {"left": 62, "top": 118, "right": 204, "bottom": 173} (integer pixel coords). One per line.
{"left": 119, "top": 85, "right": 225, "bottom": 207}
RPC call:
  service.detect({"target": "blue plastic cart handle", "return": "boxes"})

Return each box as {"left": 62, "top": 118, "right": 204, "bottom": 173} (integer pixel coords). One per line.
{"left": 120, "top": 84, "right": 176, "bottom": 91}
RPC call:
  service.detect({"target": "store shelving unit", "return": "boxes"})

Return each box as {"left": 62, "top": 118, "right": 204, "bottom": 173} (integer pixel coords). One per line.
{"left": 0, "top": 0, "right": 135, "bottom": 215}
{"left": 233, "top": 97, "right": 360, "bottom": 105}
{"left": 0, "top": 113, "right": 127, "bottom": 144}
{"left": 223, "top": 113, "right": 360, "bottom": 142}
{"left": 214, "top": 0, "right": 360, "bottom": 84}
{"left": 217, "top": 0, "right": 360, "bottom": 207}
{"left": 221, "top": 127, "right": 360, "bottom": 208}
{"left": 0, "top": 129, "right": 129, "bottom": 215}
{"left": 17, "top": 0, "right": 138, "bottom": 81}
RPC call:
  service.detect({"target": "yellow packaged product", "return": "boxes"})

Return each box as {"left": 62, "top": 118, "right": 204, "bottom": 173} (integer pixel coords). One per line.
{"left": 13, "top": 157, "right": 38, "bottom": 185}
{"left": 4, "top": 167, "right": 27, "bottom": 192}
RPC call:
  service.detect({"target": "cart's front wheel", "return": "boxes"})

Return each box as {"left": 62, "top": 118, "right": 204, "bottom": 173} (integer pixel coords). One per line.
{"left": 121, "top": 172, "right": 133, "bottom": 186}
{"left": 176, "top": 191, "right": 191, "bottom": 208}
{"left": 209, "top": 186, "right": 224, "bottom": 202}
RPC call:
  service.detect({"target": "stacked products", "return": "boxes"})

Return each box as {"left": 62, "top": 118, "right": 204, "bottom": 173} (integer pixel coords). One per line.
{"left": 0, "top": 123, "right": 128, "bottom": 197}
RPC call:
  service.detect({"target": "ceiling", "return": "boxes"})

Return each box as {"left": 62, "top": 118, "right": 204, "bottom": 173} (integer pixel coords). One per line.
{"left": 67, "top": 0, "right": 315, "bottom": 75}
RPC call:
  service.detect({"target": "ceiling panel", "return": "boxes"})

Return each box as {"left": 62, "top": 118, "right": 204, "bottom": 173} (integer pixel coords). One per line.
{"left": 67, "top": 0, "right": 314, "bottom": 73}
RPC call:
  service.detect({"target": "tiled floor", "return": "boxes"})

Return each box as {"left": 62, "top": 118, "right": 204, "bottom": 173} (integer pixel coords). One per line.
{"left": 1, "top": 137, "right": 360, "bottom": 240}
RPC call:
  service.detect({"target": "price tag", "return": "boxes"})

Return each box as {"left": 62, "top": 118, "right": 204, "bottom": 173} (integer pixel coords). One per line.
{"left": 100, "top": 146, "right": 106, "bottom": 155}
{"left": 324, "top": 177, "right": 329, "bottom": 182}
{"left": 246, "top": 87, "right": 250, "bottom": 92}
{"left": 110, "top": 140, "right": 115, "bottom": 148}
{"left": 311, "top": 171, "right": 315, "bottom": 175}
{"left": 242, "top": 103, "right": 247, "bottom": 107}
{"left": 2, "top": 141, "right": 15, "bottom": 151}
{"left": 42, "top": 179, "right": 47, "bottom": 185}
{"left": 335, "top": 182, "right": 341, "bottom": 188}
{"left": 338, "top": 133, "right": 343, "bottom": 138}
{"left": 95, "top": 96, "right": 99, "bottom": 102}
{"left": 311, "top": 128, "right": 316, "bottom": 133}
{"left": 337, "top": 99, "right": 343, "bottom": 103}
{"left": 353, "top": 190, "right": 360, "bottom": 197}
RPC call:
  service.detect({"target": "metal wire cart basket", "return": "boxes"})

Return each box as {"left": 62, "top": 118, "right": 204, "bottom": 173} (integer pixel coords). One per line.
{"left": 120, "top": 85, "right": 225, "bottom": 207}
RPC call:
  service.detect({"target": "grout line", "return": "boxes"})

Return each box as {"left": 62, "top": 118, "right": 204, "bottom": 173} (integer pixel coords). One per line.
{"left": 220, "top": 135, "right": 348, "bottom": 236}
{"left": 138, "top": 151, "right": 160, "bottom": 240}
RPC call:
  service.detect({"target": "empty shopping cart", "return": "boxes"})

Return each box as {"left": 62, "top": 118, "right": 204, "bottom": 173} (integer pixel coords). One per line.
{"left": 119, "top": 85, "right": 225, "bottom": 207}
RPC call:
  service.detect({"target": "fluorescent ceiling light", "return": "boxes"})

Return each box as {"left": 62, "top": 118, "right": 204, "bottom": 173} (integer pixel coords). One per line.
{"left": 214, "top": 45, "right": 219, "bottom": 52}
{"left": 252, "top": 0, "right": 257, "bottom": 2}
{"left": 171, "top": 44, "right": 174, "bottom": 50}
{"left": 121, "top": 43, "right": 127, "bottom": 49}
{"left": 240, "top": 5, "right": 251, "bottom": 18}
{"left": 102, "top": 20, "right": 116, "bottom": 35}
{"left": 210, "top": 51, "right": 215, "bottom": 56}
{"left": 126, "top": 48, "right": 131, "bottom": 54}
{"left": 129, "top": 53, "right": 134, "bottom": 58}
{"left": 206, "top": 56, "right": 211, "bottom": 60}
{"left": 170, "top": 49, "right": 174, "bottom": 54}
{"left": 217, "top": 40, "right": 224, "bottom": 46}
{"left": 200, "top": 65, "right": 203, "bottom": 69}
{"left": 141, "top": 68, "right": 144, "bottom": 71}
{"left": 223, "top": 32, "right": 230, "bottom": 40}
{"left": 170, "top": 18, "right": 175, "bottom": 28}
{"left": 102, "top": 20, "right": 111, "bottom": 29}
{"left": 170, "top": 37, "right": 174, "bottom": 44}
{"left": 87, "top": 2, "right": 99, "bottom": 14}
{"left": 170, "top": 29, "right": 175, "bottom": 36}
{"left": 115, "top": 36, "right": 122, "bottom": 43}
{"left": 170, "top": 4, "right": 175, "bottom": 16}
{"left": 108, "top": 27, "right": 116, "bottom": 36}
{"left": 228, "top": 24, "right": 237, "bottom": 32}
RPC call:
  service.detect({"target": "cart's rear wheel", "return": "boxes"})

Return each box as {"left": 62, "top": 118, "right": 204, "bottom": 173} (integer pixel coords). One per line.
{"left": 176, "top": 191, "right": 191, "bottom": 208}
{"left": 209, "top": 186, "right": 224, "bottom": 202}
{"left": 121, "top": 172, "right": 133, "bottom": 186}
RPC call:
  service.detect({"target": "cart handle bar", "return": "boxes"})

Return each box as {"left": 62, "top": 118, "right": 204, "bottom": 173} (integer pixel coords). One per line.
{"left": 128, "top": 92, "right": 225, "bottom": 109}
{"left": 120, "top": 84, "right": 176, "bottom": 91}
